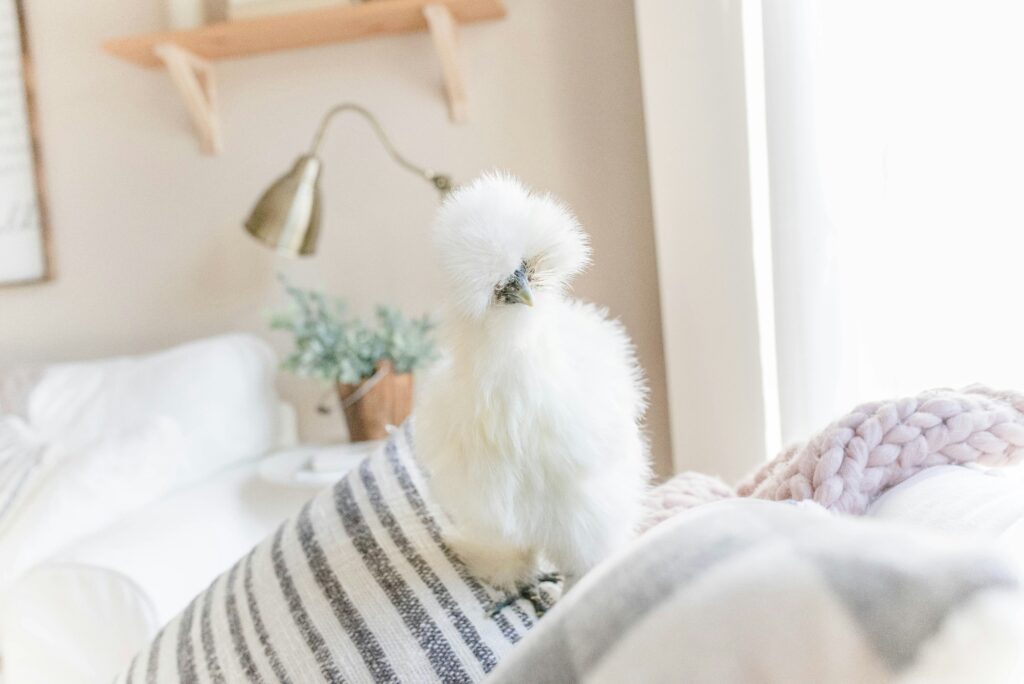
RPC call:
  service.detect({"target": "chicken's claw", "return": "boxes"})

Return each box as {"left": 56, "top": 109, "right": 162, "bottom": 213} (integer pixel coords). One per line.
{"left": 487, "top": 573, "right": 563, "bottom": 618}
{"left": 536, "top": 571, "right": 563, "bottom": 586}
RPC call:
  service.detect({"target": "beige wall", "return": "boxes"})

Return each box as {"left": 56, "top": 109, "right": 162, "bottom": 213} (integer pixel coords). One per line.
{"left": 0, "top": 0, "right": 672, "bottom": 477}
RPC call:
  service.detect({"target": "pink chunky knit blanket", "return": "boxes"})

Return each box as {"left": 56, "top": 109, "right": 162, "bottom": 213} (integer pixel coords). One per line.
{"left": 642, "top": 386, "right": 1024, "bottom": 532}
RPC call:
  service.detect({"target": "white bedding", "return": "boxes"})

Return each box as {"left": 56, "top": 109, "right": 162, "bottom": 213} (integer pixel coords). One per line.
{"left": 0, "top": 418, "right": 187, "bottom": 588}
{"left": 0, "top": 564, "right": 156, "bottom": 684}
{"left": 869, "top": 464, "right": 1024, "bottom": 576}
{"left": 0, "top": 335, "right": 292, "bottom": 590}
{"left": 0, "top": 416, "right": 52, "bottom": 533}
{"left": 0, "top": 459, "right": 313, "bottom": 684}
{"left": 24, "top": 334, "right": 283, "bottom": 487}
{"left": 869, "top": 465, "right": 1024, "bottom": 538}
{"left": 0, "top": 334, "right": 303, "bottom": 684}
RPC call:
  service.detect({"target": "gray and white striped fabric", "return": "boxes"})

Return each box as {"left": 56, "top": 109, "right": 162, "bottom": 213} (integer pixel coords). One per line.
{"left": 490, "top": 499, "right": 1024, "bottom": 684}
{"left": 117, "top": 422, "right": 553, "bottom": 683}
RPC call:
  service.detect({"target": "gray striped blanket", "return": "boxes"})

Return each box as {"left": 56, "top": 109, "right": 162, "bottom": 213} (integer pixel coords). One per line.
{"left": 117, "top": 423, "right": 554, "bottom": 683}
{"left": 490, "top": 499, "right": 1024, "bottom": 683}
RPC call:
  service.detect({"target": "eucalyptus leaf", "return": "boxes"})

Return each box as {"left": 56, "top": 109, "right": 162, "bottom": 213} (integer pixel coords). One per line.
{"left": 271, "top": 276, "right": 437, "bottom": 384}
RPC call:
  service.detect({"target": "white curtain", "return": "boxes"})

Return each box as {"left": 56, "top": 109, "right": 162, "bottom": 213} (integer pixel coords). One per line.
{"left": 635, "top": 0, "right": 1024, "bottom": 472}
{"left": 760, "top": 0, "right": 1024, "bottom": 445}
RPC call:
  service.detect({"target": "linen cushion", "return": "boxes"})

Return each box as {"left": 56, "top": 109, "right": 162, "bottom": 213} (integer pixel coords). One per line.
{"left": 115, "top": 423, "right": 552, "bottom": 684}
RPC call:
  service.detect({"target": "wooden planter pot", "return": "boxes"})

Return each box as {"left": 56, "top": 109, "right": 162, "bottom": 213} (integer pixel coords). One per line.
{"left": 336, "top": 361, "right": 413, "bottom": 442}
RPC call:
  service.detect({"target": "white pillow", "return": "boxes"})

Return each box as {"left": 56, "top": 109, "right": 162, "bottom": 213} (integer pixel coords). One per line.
{"left": 24, "top": 334, "right": 281, "bottom": 486}
{"left": 0, "top": 418, "right": 186, "bottom": 588}
{"left": 999, "top": 518, "right": 1024, "bottom": 577}
{"left": 868, "top": 465, "right": 1024, "bottom": 537}
{"left": 0, "top": 563, "right": 158, "bottom": 684}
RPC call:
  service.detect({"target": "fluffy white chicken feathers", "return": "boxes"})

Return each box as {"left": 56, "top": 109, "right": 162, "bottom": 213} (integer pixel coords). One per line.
{"left": 432, "top": 173, "right": 592, "bottom": 319}
{"left": 415, "top": 173, "right": 650, "bottom": 590}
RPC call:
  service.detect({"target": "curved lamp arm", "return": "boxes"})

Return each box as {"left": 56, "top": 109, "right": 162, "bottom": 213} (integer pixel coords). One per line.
{"left": 244, "top": 102, "right": 453, "bottom": 257}
{"left": 309, "top": 103, "right": 453, "bottom": 196}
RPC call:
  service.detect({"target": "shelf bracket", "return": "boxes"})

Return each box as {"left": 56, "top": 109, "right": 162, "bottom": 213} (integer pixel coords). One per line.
{"left": 153, "top": 42, "right": 223, "bottom": 155}
{"left": 422, "top": 4, "right": 468, "bottom": 124}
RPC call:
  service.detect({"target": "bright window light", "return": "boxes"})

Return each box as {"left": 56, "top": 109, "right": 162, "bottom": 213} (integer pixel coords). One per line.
{"left": 763, "top": 0, "right": 1024, "bottom": 442}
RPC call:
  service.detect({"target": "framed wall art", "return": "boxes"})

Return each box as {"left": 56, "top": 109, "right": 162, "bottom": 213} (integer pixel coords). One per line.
{"left": 0, "top": 0, "right": 50, "bottom": 286}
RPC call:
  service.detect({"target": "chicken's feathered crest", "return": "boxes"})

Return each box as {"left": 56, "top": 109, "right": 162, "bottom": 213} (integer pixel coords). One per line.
{"left": 433, "top": 173, "right": 591, "bottom": 319}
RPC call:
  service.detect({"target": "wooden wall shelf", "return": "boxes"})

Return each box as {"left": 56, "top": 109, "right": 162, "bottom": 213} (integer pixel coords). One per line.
{"left": 102, "top": 0, "right": 506, "bottom": 153}
{"left": 104, "top": 0, "right": 505, "bottom": 67}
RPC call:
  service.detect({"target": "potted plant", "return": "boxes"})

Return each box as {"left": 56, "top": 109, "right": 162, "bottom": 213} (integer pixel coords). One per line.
{"left": 271, "top": 278, "right": 436, "bottom": 441}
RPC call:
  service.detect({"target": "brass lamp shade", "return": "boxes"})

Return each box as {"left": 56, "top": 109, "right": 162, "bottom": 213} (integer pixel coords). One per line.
{"left": 244, "top": 104, "right": 452, "bottom": 258}
{"left": 244, "top": 155, "right": 323, "bottom": 257}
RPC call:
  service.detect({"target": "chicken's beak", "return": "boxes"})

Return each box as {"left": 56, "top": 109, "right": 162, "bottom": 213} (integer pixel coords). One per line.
{"left": 515, "top": 284, "right": 534, "bottom": 307}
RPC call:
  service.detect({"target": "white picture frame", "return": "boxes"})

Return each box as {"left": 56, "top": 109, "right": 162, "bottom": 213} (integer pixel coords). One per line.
{"left": 0, "top": 0, "right": 50, "bottom": 287}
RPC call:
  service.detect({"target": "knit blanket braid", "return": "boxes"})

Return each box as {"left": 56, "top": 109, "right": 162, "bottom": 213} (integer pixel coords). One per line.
{"left": 643, "top": 386, "right": 1024, "bottom": 529}
{"left": 738, "top": 386, "right": 1024, "bottom": 513}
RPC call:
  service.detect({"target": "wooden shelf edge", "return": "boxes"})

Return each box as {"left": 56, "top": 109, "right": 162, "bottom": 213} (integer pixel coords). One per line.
{"left": 104, "top": 0, "right": 505, "bottom": 68}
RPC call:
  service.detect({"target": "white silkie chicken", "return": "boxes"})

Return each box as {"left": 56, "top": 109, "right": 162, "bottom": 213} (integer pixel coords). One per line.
{"left": 415, "top": 173, "right": 650, "bottom": 599}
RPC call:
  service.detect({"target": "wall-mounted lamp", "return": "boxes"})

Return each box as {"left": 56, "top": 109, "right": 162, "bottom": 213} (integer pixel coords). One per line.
{"left": 244, "top": 103, "right": 453, "bottom": 257}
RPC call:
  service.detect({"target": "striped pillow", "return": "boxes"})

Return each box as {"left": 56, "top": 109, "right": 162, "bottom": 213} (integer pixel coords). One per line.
{"left": 117, "top": 423, "right": 554, "bottom": 683}
{"left": 489, "top": 499, "right": 1024, "bottom": 683}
